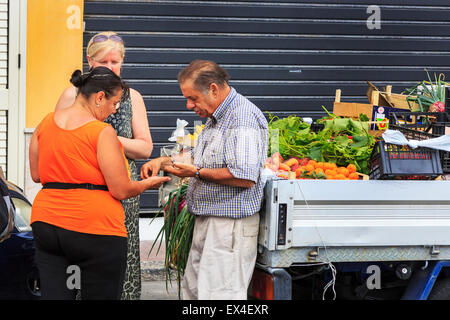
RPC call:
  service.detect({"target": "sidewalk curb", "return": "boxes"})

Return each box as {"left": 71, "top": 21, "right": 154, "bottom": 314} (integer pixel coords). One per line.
{"left": 141, "top": 261, "right": 177, "bottom": 281}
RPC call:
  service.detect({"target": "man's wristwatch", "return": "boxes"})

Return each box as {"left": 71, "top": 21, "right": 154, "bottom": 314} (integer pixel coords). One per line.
{"left": 195, "top": 166, "right": 202, "bottom": 179}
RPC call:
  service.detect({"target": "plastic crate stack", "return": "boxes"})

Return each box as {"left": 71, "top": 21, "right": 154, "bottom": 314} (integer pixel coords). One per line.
{"left": 391, "top": 112, "right": 450, "bottom": 173}
{"left": 369, "top": 112, "right": 450, "bottom": 180}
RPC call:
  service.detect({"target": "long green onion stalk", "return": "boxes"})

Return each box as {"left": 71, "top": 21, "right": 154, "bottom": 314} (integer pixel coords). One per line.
{"left": 403, "top": 70, "right": 449, "bottom": 112}
{"left": 149, "top": 183, "right": 194, "bottom": 299}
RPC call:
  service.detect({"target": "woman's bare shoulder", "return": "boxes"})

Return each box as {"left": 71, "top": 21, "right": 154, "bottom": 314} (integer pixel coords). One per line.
{"left": 129, "top": 87, "right": 144, "bottom": 101}
{"left": 55, "top": 86, "right": 77, "bottom": 111}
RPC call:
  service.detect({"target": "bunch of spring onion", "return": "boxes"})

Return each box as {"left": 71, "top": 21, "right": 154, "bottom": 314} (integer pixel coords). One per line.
{"left": 149, "top": 183, "right": 194, "bottom": 298}
{"left": 403, "top": 70, "right": 449, "bottom": 112}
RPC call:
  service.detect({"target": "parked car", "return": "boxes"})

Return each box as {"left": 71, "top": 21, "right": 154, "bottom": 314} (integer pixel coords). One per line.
{"left": 0, "top": 179, "right": 40, "bottom": 299}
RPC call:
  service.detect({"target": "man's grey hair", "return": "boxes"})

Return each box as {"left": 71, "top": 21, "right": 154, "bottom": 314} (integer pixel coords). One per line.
{"left": 177, "top": 60, "right": 230, "bottom": 93}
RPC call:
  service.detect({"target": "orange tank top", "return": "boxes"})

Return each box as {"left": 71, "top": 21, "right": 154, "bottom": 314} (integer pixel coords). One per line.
{"left": 31, "top": 112, "right": 127, "bottom": 237}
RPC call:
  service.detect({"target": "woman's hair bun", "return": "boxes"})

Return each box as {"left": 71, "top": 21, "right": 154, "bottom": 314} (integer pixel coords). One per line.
{"left": 68, "top": 66, "right": 128, "bottom": 101}
{"left": 70, "top": 69, "right": 84, "bottom": 87}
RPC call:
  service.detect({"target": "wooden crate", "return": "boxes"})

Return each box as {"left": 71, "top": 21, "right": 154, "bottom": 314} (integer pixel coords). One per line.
{"left": 366, "top": 82, "right": 418, "bottom": 111}
{"left": 333, "top": 89, "right": 374, "bottom": 120}
{"left": 332, "top": 89, "right": 391, "bottom": 137}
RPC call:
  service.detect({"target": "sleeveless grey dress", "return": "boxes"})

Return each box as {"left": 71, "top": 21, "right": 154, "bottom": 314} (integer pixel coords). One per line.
{"left": 105, "top": 94, "right": 142, "bottom": 300}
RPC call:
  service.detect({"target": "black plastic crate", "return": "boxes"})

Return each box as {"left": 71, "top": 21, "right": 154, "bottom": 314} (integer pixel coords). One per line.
{"left": 388, "top": 125, "right": 450, "bottom": 174}
{"left": 389, "top": 111, "right": 450, "bottom": 173}
{"left": 369, "top": 141, "right": 442, "bottom": 180}
{"left": 388, "top": 124, "right": 436, "bottom": 141}
{"left": 310, "top": 122, "right": 324, "bottom": 133}
{"left": 389, "top": 111, "right": 450, "bottom": 136}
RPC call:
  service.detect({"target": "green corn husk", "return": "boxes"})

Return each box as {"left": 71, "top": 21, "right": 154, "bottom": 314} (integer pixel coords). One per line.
{"left": 149, "top": 183, "right": 194, "bottom": 299}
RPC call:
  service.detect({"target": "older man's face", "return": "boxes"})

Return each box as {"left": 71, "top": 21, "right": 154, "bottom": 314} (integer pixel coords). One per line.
{"left": 180, "top": 79, "right": 218, "bottom": 118}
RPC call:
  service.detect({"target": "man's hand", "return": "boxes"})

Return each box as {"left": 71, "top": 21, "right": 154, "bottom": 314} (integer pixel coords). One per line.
{"left": 164, "top": 162, "right": 197, "bottom": 178}
{"left": 140, "top": 157, "right": 172, "bottom": 179}
{"left": 164, "top": 163, "right": 256, "bottom": 188}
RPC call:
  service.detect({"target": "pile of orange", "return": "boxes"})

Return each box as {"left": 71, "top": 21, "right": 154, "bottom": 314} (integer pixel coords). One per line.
{"left": 296, "top": 160, "right": 359, "bottom": 180}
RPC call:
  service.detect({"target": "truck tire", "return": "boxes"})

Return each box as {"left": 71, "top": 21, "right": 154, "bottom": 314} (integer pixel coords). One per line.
{"left": 428, "top": 278, "right": 450, "bottom": 300}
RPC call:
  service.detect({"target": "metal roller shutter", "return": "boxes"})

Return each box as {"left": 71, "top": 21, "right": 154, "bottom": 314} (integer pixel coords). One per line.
{"left": 84, "top": 0, "right": 450, "bottom": 214}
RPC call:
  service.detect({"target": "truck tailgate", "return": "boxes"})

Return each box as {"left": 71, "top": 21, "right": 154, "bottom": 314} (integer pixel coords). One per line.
{"left": 259, "top": 179, "right": 450, "bottom": 265}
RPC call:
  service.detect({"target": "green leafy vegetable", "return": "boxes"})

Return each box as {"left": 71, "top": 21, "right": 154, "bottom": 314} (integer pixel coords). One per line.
{"left": 359, "top": 113, "right": 370, "bottom": 122}
{"left": 267, "top": 109, "right": 376, "bottom": 174}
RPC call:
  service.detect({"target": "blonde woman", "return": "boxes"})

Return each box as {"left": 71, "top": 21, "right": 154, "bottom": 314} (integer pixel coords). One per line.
{"left": 55, "top": 32, "right": 151, "bottom": 300}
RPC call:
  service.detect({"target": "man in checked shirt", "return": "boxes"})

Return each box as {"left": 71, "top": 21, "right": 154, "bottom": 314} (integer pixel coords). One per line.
{"left": 141, "top": 60, "right": 269, "bottom": 300}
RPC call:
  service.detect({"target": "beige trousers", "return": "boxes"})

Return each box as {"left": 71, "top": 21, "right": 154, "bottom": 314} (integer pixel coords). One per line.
{"left": 182, "top": 213, "right": 260, "bottom": 300}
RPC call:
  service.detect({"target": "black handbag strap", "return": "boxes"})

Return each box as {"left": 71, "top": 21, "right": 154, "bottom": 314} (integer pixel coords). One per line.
{"left": 42, "top": 182, "right": 108, "bottom": 191}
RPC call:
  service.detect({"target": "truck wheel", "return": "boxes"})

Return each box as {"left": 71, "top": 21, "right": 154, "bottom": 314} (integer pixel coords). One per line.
{"left": 428, "top": 278, "right": 450, "bottom": 300}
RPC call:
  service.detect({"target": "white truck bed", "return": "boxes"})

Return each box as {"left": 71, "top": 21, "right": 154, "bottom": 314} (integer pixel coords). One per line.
{"left": 258, "top": 179, "right": 450, "bottom": 267}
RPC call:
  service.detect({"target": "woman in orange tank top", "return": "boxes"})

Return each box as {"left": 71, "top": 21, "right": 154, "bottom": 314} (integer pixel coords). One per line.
{"left": 28, "top": 67, "right": 170, "bottom": 300}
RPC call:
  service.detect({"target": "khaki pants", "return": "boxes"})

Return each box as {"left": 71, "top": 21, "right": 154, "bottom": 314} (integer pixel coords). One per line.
{"left": 182, "top": 213, "right": 260, "bottom": 300}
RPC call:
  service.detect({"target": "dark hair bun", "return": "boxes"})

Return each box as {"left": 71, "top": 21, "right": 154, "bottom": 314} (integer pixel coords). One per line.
{"left": 68, "top": 66, "right": 129, "bottom": 101}
{"left": 70, "top": 70, "right": 83, "bottom": 87}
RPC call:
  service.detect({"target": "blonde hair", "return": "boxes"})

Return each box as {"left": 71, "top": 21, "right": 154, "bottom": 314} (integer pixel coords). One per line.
{"left": 86, "top": 31, "right": 125, "bottom": 61}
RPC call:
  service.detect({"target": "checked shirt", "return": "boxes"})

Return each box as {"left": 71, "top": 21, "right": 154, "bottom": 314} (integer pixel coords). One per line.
{"left": 186, "top": 87, "right": 269, "bottom": 219}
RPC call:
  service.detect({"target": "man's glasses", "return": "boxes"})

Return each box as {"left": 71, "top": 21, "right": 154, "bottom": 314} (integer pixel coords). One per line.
{"left": 92, "top": 34, "right": 123, "bottom": 44}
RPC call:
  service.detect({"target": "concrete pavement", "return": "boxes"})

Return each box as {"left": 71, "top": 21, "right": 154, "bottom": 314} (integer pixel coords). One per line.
{"left": 139, "top": 216, "right": 183, "bottom": 300}
{"left": 141, "top": 279, "right": 180, "bottom": 300}
{"left": 140, "top": 241, "right": 182, "bottom": 300}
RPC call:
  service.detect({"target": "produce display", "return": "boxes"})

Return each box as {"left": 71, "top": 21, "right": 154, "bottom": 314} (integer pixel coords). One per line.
{"left": 266, "top": 153, "right": 360, "bottom": 180}
{"left": 266, "top": 111, "right": 376, "bottom": 176}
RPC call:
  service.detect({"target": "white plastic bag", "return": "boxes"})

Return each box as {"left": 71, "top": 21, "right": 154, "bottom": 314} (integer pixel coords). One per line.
{"left": 381, "top": 130, "right": 409, "bottom": 145}
{"left": 168, "top": 119, "right": 189, "bottom": 142}
{"left": 382, "top": 129, "right": 450, "bottom": 152}
{"left": 260, "top": 168, "right": 276, "bottom": 187}
{"left": 167, "top": 119, "right": 193, "bottom": 165}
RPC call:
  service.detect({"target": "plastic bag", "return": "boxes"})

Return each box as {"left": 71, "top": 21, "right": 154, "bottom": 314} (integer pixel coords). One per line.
{"left": 170, "top": 144, "right": 193, "bottom": 164}
{"left": 166, "top": 119, "right": 192, "bottom": 164}
{"left": 260, "top": 168, "right": 276, "bottom": 187}
{"left": 168, "top": 119, "right": 189, "bottom": 143}
{"left": 382, "top": 129, "right": 450, "bottom": 152}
